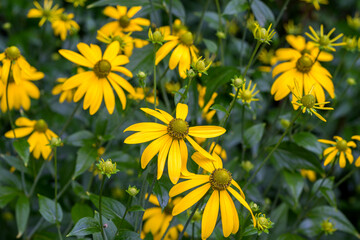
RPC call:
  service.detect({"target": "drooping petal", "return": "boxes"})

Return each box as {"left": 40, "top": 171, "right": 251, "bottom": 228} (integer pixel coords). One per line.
{"left": 77, "top": 43, "right": 101, "bottom": 64}
{"left": 155, "top": 40, "right": 179, "bottom": 65}
{"left": 201, "top": 191, "right": 219, "bottom": 240}
{"left": 188, "top": 126, "right": 226, "bottom": 138}
{"left": 107, "top": 72, "right": 135, "bottom": 95}
{"left": 227, "top": 187, "right": 256, "bottom": 225}
{"left": 103, "top": 79, "right": 115, "bottom": 114}
{"left": 157, "top": 135, "right": 173, "bottom": 179}
{"left": 220, "top": 190, "right": 234, "bottom": 237}
{"left": 4, "top": 127, "right": 34, "bottom": 138}
{"left": 318, "top": 139, "right": 336, "bottom": 145}
{"left": 62, "top": 71, "right": 95, "bottom": 90}
{"left": 140, "top": 108, "right": 170, "bottom": 124}
{"left": 231, "top": 180, "right": 245, "bottom": 199}
{"left": 186, "top": 136, "right": 214, "bottom": 160}
{"left": 339, "top": 151, "right": 346, "bottom": 168}
{"left": 324, "top": 149, "right": 338, "bottom": 166}
{"left": 168, "top": 140, "right": 182, "bottom": 184}
{"left": 15, "top": 117, "right": 36, "bottom": 127}
{"left": 191, "top": 152, "right": 215, "bottom": 173}
{"left": 141, "top": 134, "right": 169, "bottom": 169}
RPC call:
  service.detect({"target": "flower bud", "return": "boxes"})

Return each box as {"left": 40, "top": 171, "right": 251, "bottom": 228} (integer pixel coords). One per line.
{"left": 254, "top": 213, "right": 273, "bottom": 234}
{"left": 49, "top": 137, "right": 63, "bottom": 148}
{"left": 126, "top": 185, "right": 140, "bottom": 197}
{"left": 347, "top": 77, "right": 356, "bottom": 86}
{"left": 96, "top": 158, "right": 119, "bottom": 178}
{"left": 241, "top": 160, "right": 254, "bottom": 172}
{"left": 250, "top": 202, "right": 260, "bottom": 212}
{"left": 321, "top": 219, "right": 336, "bottom": 235}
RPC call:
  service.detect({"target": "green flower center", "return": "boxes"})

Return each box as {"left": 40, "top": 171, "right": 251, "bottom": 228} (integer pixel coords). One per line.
{"left": 60, "top": 14, "right": 68, "bottom": 21}
{"left": 34, "top": 119, "right": 48, "bottom": 133}
{"left": 119, "top": 15, "right": 130, "bottom": 28}
{"left": 93, "top": 60, "right": 111, "bottom": 78}
{"left": 5, "top": 46, "right": 21, "bottom": 61}
{"left": 258, "top": 217, "right": 268, "bottom": 226}
{"left": 195, "top": 60, "right": 206, "bottom": 72}
{"left": 210, "top": 168, "right": 232, "bottom": 191}
{"left": 104, "top": 160, "right": 115, "bottom": 174}
{"left": 242, "top": 89, "right": 253, "bottom": 101}
{"left": 180, "top": 32, "right": 194, "bottom": 46}
{"left": 336, "top": 140, "right": 348, "bottom": 152}
{"left": 296, "top": 55, "right": 313, "bottom": 73}
{"left": 167, "top": 118, "right": 189, "bottom": 140}
{"left": 164, "top": 202, "right": 174, "bottom": 215}
{"left": 301, "top": 94, "right": 315, "bottom": 108}
{"left": 319, "top": 35, "right": 330, "bottom": 46}
{"left": 152, "top": 31, "right": 163, "bottom": 42}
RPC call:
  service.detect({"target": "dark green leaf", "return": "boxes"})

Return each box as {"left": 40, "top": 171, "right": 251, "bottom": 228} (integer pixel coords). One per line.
{"left": 127, "top": 45, "right": 154, "bottom": 75}
{"left": 203, "top": 39, "right": 218, "bottom": 53}
{"left": 320, "top": 188, "right": 337, "bottom": 207}
{"left": 170, "top": 0, "right": 185, "bottom": 21}
{"left": 73, "top": 146, "right": 98, "bottom": 179}
{"left": 251, "top": 0, "right": 275, "bottom": 26}
{"left": 0, "top": 154, "right": 29, "bottom": 174}
{"left": 210, "top": 104, "right": 228, "bottom": 114}
{"left": 128, "top": 205, "right": 145, "bottom": 212}
{"left": 71, "top": 203, "right": 94, "bottom": 223}
{"left": 283, "top": 171, "right": 304, "bottom": 204}
{"left": 243, "top": 225, "right": 257, "bottom": 236}
{"left": 0, "top": 186, "right": 19, "bottom": 208}
{"left": 87, "top": 0, "right": 149, "bottom": 8}
{"left": 115, "top": 230, "right": 141, "bottom": 240}
{"left": 271, "top": 142, "right": 324, "bottom": 174}
{"left": 15, "top": 195, "right": 30, "bottom": 238}
{"left": 153, "top": 179, "right": 171, "bottom": 209}
{"left": 278, "top": 233, "right": 306, "bottom": 240}
{"left": 0, "top": 168, "right": 22, "bottom": 188}
{"left": 38, "top": 194, "right": 63, "bottom": 224}
{"left": 13, "top": 139, "right": 30, "bottom": 167}
{"left": 244, "top": 123, "right": 266, "bottom": 147}
{"left": 174, "top": 87, "right": 187, "bottom": 105}
{"left": 293, "top": 132, "right": 323, "bottom": 155}
{"left": 93, "top": 212, "right": 117, "bottom": 240}
{"left": 65, "top": 130, "right": 94, "bottom": 147}
{"left": 223, "top": 0, "right": 248, "bottom": 15}
{"left": 89, "top": 193, "right": 126, "bottom": 222}
{"left": 270, "top": 203, "right": 288, "bottom": 237}
{"left": 67, "top": 217, "right": 101, "bottom": 237}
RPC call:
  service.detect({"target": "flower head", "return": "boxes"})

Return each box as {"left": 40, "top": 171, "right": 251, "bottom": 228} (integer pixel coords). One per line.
{"left": 231, "top": 80, "right": 260, "bottom": 104}
{"left": 27, "top": 0, "right": 63, "bottom": 26}
{"left": 96, "top": 158, "right": 119, "bottom": 178}
{"left": 66, "top": 0, "right": 87, "bottom": 7}
{"left": 305, "top": 25, "right": 345, "bottom": 52}
{"left": 301, "top": 0, "right": 328, "bottom": 10}
{"left": 347, "top": 12, "right": 360, "bottom": 29}
{"left": 5, "top": 117, "right": 58, "bottom": 160}
{"left": 51, "top": 13, "right": 80, "bottom": 41}
{"left": 321, "top": 219, "right": 336, "bottom": 235}
{"left": 123, "top": 103, "right": 226, "bottom": 184}
{"left": 254, "top": 213, "right": 273, "bottom": 234}
{"left": 342, "top": 36, "right": 358, "bottom": 52}
{"left": 318, "top": 136, "right": 357, "bottom": 168}
{"left": 148, "top": 29, "right": 165, "bottom": 45}
{"left": 192, "top": 57, "right": 211, "bottom": 77}
{"left": 170, "top": 152, "right": 255, "bottom": 239}
{"left": 126, "top": 185, "right": 140, "bottom": 197}
{"left": 253, "top": 23, "right": 276, "bottom": 45}
{"left": 59, "top": 41, "right": 134, "bottom": 115}
{"left": 197, "top": 84, "right": 217, "bottom": 123}
{"left": 158, "top": 19, "right": 188, "bottom": 38}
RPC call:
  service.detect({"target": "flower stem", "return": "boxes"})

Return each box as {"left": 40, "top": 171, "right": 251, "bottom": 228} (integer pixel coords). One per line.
{"left": 153, "top": 46, "right": 158, "bottom": 111}
{"left": 178, "top": 76, "right": 194, "bottom": 104}
{"left": 334, "top": 168, "right": 356, "bottom": 189}
{"left": 99, "top": 177, "right": 107, "bottom": 240}
{"left": 241, "top": 105, "right": 246, "bottom": 161}
{"left": 59, "top": 101, "right": 81, "bottom": 136}
{"left": 53, "top": 147, "right": 62, "bottom": 240}
{"left": 195, "top": 0, "right": 210, "bottom": 43}
{"left": 215, "top": 0, "right": 224, "bottom": 64}
{"left": 243, "top": 110, "right": 301, "bottom": 191}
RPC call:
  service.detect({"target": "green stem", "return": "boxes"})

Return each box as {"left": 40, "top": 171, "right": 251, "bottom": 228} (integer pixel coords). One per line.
{"left": 99, "top": 177, "right": 107, "bottom": 240}
{"left": 59, "top": 101, "right": 81, "bottom": 136}
{"left": 195, "top": 0, "right": 210, "bottom": 43}
{"left": 334, "top": 168, "right": 356, "bottom": 189}
{"left": 178, "top": 76, "right": 194, "bottom": 105}
{"left": 215, "top": 0, "right": 224, "bottom": 64}
{"left": 153, "top": 46, "right": 158, "bottom": 111}
{"left": 243, "top": 41, "right": 261, "bottom": 78}
{"left": 241, "top": 105, "right": 246, "bottom": 161}
{"left": 120, "top": 197, "right": 132, "bottom": 228}
{"left": 192, "top": 222, "right": 195, "bottom": 240}
{"left": 27, "top": 162, "right": 46, "bottom": 197}
{"left": 53, "top": 147, "right": 62, "bottom": 240}
{"left": 243, "top": 110, "right": 301, "bottom": 191}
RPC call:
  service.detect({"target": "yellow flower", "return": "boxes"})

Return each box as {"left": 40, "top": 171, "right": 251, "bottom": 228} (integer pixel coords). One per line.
{"left": 4, "top": 117, "right": 58, "bottom": 160}
{"left": 142, "top": 195, "right": 185, "bottom": 240}
{"left": 52, "top": 67, "right": 84, "bottom": 103}
{"left": 155, "top": 31, "right": 198, "bottom": 79}
{"left": 347, "top": 12, "right": 360, "bottom": 29}
{"left": 305, "top": 25, "right": 345, "bottom": 52}
{"left": 0, "top": 46, "right": 33, "bottom": 85}
{"left": 289, "top": 82, "right": 333, "bottom": 122}
{"left": 246, "top": 14, "right": 258, "bottom": 32}
{"left": 301, "top": 0, "right": 328, "bottom": 10}
{"left": 127, "top": 87, "right": 158, "bottom": 105}
{"left": 59, "top": 41, "right": 135, "bottom": 115}
{"left": 193, "top": 138, "right": 227, "bottom": 161}
{"left": 272, "top": 37, "right": 335, "bottom": 104}
{"left": 123, "top": 103, "right": 226, "bottom": 184}
{"left": 197, "top": 84, "right": 217, "bottom": 123}
{"left": 258, "top": 49, "right": 278, "bottom": 72}
{"left": 321, "top": 219, "right": 336, "bottom": 235}
{"left": 100, "top": 6, "right": 150, "bottom": 33}
{"left": 284, "top": 20, "right": 302, "bottom": 35}
{"left": 159, "top": 19, "right": 188, "bottom": 38}
{"left": 51, "top": 13, "right": 80, "bottom": 41}
{"left": 351, "top": 135, "right": 360, "bottom": 167}
{"left": 342, "top": 36, "right": 358, "bottom": 52}
{"left": 165, "top": 81, "right": 180, "bottom": 94}
{"left": 300, "top": 169, "right": 316, "bottom": 182}
{"left": 0, "top": 64, "right": 43, "bottom": 112}
{"left": 27, "top": 0, "right": 63, "bottom": 26}
{"left": 66, "top": 0, "right": 86, "bottom": 7}
{"left": 252, "top": 23, "right": 276, "bottom": 44}
{"left": 170, "top": 152, "right": 255, "bottom": 239}
{"left": 231, "top": 80, "right": 259, "bottom": 104}
{"left": 254, "top": 213, "right": 273, "bottom": 234}
{"left": 318, "top": 136, "right": 357, "bottom": 168}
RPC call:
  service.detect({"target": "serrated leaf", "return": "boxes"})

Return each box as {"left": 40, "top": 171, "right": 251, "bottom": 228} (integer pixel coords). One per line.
{"left": 251, "top": 0, "right": 275, "bottom": 26}
{"left": 128, "top": 205, "right": 145, "bottom": 212}
{"left": 223, "top": 0, "right": 248, "bottom": 15}
{"left": 38, "top": 194, "right": 63, "bottom": 224}
{"left": 244, "top": 123, "right": 265, "bottom": 147}
{"left": 15, "top": 195, "right": 30, "bottom": 238}
{"left": 283, "top": 171, "right": 304, "bottom": 204}
{"left": 87, "top": 0, "right": 149, "bottom": 8}
{"left": 13, "top": 139, "right": 30, "bottom": 167}
{"left": 203, "top": 39, "right": 218, "bottom": 53}
{"left": 67, "top": 217, "right": 101, "bottom": 237}
{"left": 71, "top": 203, "right": 94, "bottom": 223}
{"left": 210, "top": 104, "right": 228, "bottom": 114}
{"left": 73, "top": 146, "right": 98, "bottom": 179}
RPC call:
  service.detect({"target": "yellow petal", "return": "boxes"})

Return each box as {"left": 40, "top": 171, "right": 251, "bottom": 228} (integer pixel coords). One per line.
{"left": 155, "top": 40, "right": 179, "bottom": 65}
{"left": 227, "top": 187, "right": 256, "bottom": 226}
{"left": 103, "top": 79, "right": 115, "bottom": 114}
{"left": 355, "top": 156, "right": 360, "bottom": 167}
{"left": 157, "top": 109, "right": 174, "bottom": 122}
{"left": 127, "top": 6, "right": 141, "bottom": 18}
{"left": 324, "top": 149, "right": 338, "bottom": 166}
{"left": 141, "top": 108, "right": 170, "bottom": 124}
{"left": 108, "top": 78, "right": 127, "bottom": 109}
{"left": 179, "top": 140, "right": 190, "bottom": 175}
{"left": 178, "top": 45, "right": 190, "bottom": 79}
{"left": 351, "top": 135, "right": 360, "bottom": 141}
{"left": 147, "top": 194, "right": 160, "bottom": 207}
{"left": 143, "top": 207, "right": 161, "bottom": 220}
{"left": 62, "top": 71, "right": 95, "bottom": 90}
{"left": 229, "top": 193, "right": 239, "bottom": 234}
{"left": 77, "top": 43, "right": 100, "bottom": 64}
{"left": 191, "top": 152, "right": 215, "bottom": 173}
{"left": 201, "top": 191, "right": 219, "bottom": 240}
{"left": 124, "top": 130, "right": 167, "bottom": 144}
{"left": 347, "top": 141, "right": 356, "bottom": 148}
{"left": 231, "top": 180, "right": 245, "bottom": 199}
{"left": 4, "top": 127, "right": 34, "bottom": 138}
{"left": 58, "top": 49, "right": 93, "bottom": 68}
{"left": 188, "top": 126, "right": 226, "bottom": 138}
{"left": 323, "top": 146, "right": 336, "bottom": 156}
{"left": 339, "top": 152, "right": 346, "bottom": 168}
{"left": 172, "top": 183, "right": 210, "bottom": 216}
{"left": 141, "top": 134, "right": 169, "bottom": 169}
{"left": 220, "top": 190, "right": 234, "bottom": 237}
{"left": 168, "top": 140, "right": 182, "bottom": 184}
{"left": 169, "top": 44, "right": 185, "bottom": 70}
{"left": 103, "top": 6, "right": 120, "bottom": 19}
{"left": 157, "top": 135, "right": 173, "bottom": 179}
{"left": 345, "top": 149, "right": 353, "bottom": 164}
{"left": 111, "top": 55, "right": 130, "bottom": 66}
{"left": 169, "top": 175, "right": 209, "bottom": 197}
{"left": 176, "top": 103, "right": 188, "bottom": 120}
{"left": 318, "top": 139, "right": 336, "bottom": 145}
{"left": 103, "top": 41, "right": 120, "bottom": 62}
{"left": 111, "top": 66, "right": 133, "bottom": 78}
{"left": 124, "top": 122, "right": 167, "bottom": 132}
{"left": 186, "top": 136, "right": 214, "bottom": 160}
{"left": 15, "top": 117, "right": 36, "bottom": 127}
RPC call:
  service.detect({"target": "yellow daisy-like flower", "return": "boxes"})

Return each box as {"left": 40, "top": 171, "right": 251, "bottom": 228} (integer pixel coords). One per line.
{"left": 258, "top": 49, "right": 278, "bottom": 72}
{"left": 272, "top": 45, "right": 334, "bottom": 104}
{"left": 51, "top": 13, "right": 80, "bottom": 41}
{"left": 318, "top": 136, "right": 357, "bottom": 168}
{"left": 155, "top": 31, "right": 198, "bottom": 79}
{"left": 198, "top": 84, "right": 217, "bottom": 123}
{"left": 231, "top": 80, "right": 259, "bottom": 104}
{"left": 158, "top": 19, "right": 188, "bottom": 38}
{"left": 5, "top": 117, "right": 58, "bottom": 160}
{"left": 0, "top": 64, "right": 43, "bottom": 112}
{"left": 342, "top": 36, "right": 358, "bottom": 52}
{"left": 193, "top": 138, "right": 227, "bottom": 161}
{"left": 301, "top": 0, "right": 328, "bottom": 10}
{"left": 27, "top": 0, "right": 63, "bottom": 26}
{"left": 142, "top": 195, "right": 185, "bottom": 240}
{"left": 165, "top": 82, "right": 180, "bottom": 94}
{"left": 170, "top": 152, "right": 255, "bottom": 239}
{"left": 66, "top": 0, "right": 87, "bottom": 7}
{"left": 123, "top": 103, "right": 226, "bottom": 184}
{"left": 350, "top": 135, "right": 360, "bottom": 167}
{"left": 305, "top": 25, "right": 346, "bottom": 52}
{"left": 99, "top": 6, "right": 150, "bottom": 33}
{"left": 284, "top": 20, "right": 302, "bottom": 35}
{"left": 252, "top": 23, "right": 276, "bottom": 44}
{"left": 300, "top": 169, "right": 316, "bottom": 182}
{"left": 347, "top": 13, "right": 360, "bottom": 30}
{"left": 0, "top": 46, "right": 32, "bottom": 85}
{"left": 59, "top": 41, "right": 135, "bottom": 115}
{"left": 52, "top": 67, "right": 85, "bottom": 103}
{"left": 127, "top": 87, "right": 158, "bottom": 105}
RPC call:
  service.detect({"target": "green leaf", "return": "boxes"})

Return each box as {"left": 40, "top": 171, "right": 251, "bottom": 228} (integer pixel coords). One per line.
{"left": 283, "top": 171, "right": 304, "bottom": 204}
{"left": 0, "top": 168, "right": 22, "bottom": 189}
{"left": 128, "top": 205, "right": 145, "bottom": 212}
{"left": 38, "top": 194, "right": 63, "bottom": 224}
{"left": 115, "top": 230, "right": 141, "bottom": 240}
{"left": 293, "top": 132, "right": 323, "bottom": 155}
{"left": 67, "top": 217, "right": 101, "bottom": 237}
{"left": 13, "top": 139, "right": 30, "bottom": 167}
{"left": 244, "top": 123, "right": 266, "bottom": 147}
{"left": 174, "top": 87, "right": 187, "bottom": 105}
{"left": 169, "top": 0, "right": 185, "bottom": 21}
{"left": 251, "top": 0, "right": 275, "bottom": 26}
{"left": 93, "top": 212, "right": 117, "bottom": 240}
{"left": 307, "top": 206, "right": 360, "bottom": 238}
{"left": 243, "top": 225, "right": 257, "bottom": 236}
{"left": 270, "top": 203, "right": 288, "bottom": 237}
{"left": 87, "top": 0, "right": 149, "bottom": 8}
{"left": 320, "top": 188, "right": 337, "bottom": 207}
{"left": 271, "top": 142, "right": 324, "bottom": 174}
{"left": 0, "top": 186, "right": 19, "bottom": 208}
{"left": 311, "top": 177, "right": 336, "bottom": 207}
{"left": 278, "top": 233, "right": 306, "bottom": 240}
{"left": 153, "top": 179, "right": 171, "bottom": 209}
{"left": 0, "top": 154, "right": 29, "bottom": 174}
{"left": 223, "top": 0, "right": 248, "bottom": 15}
{"left": 15, "top": 195, "right": 30, "bottom": 238}
{"left": 210, "top": 104, "right": 228, "bottom": 114}
{"left": 65, "top": 130, "right": 94, "bottom": 147}
{"left": 73, "top": 146, "right": 98, "bottom": 179}
{"left": 127, "top": 45, "right": 154, "bottom": 75}
{"left": 71, "top": 203, "right": 94, "bottom": 223}
{"left": 203, "top": 39, "right": 218, "bottom": 53}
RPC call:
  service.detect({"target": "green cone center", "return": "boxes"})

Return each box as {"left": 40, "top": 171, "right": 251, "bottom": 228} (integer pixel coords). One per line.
{"left": 301, "top": 94, "right": 315, "bottom": 108}
{"left": 210, "top": 168, "right": 232, "bottom": 190}
{"left": 94, "top": 60, "right": 111, "bottom": 78}
{"left": 152, "top": 31, "right": 163, "bottom": 42}
{"left": 167, "top": 118, "right": 189, "bottom": 140}
{"left": 296, "top": 55, "right": 313, "bottom": 73}
{"left": 195, "top": 60, "right": 206, "bottom": 72}
{"left": 119, "top": 15, "right": 130, "bottom": 28}
{"left": 5, "top": 46, "right": 21, "bottom": 61}
{"left": 180, "top": 32, "right": 194, "bottom": 46}
{"left": 336, "top": 140, "right": 348, "bottom": 152}
{"left": 242, "top": 89, "right": 253, "bottom": 101}
{"left": 34, "top": 119, "right": 48, "bottom": 133}
{"left": 319, "top": 35, "right": 330, "bottom": 46}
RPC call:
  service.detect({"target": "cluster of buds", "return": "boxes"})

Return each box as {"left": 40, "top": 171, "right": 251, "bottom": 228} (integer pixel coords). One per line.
{"left": 253, "top": 213, "right": 273, "bottom": 234}
{"left": 253, "top": 23, "right": 276, "bottom": 45}
{"left": 148, "top": 29, "right": 165, "bottom": 45}
{"left": 96, "top": 158, "right": 119, "bottom": 178}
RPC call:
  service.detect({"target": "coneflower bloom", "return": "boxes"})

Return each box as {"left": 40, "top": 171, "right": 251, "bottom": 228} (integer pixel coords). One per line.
{"left": 51, "top": 12, "right": 80, "bottom": 41}
{"left": 350, "top": 135, "right": 360, "bottom": 167}
{"left": 27, "top": 0, "right": 63, "bottom": 26}
{"left": 5, "top": 117, "right": 58, "bottom": 160}
{"left": 52, "top": 67, "right": 85, "bottom": 103}
{"left": 123, "top": 103, "right": 226, "bottom": 184}
{"left": 170, "top": 152, "right": 255, "bottom": 239}
{"left": 59, "top": 41, "right": 135, "bottom": 115}
{"left": 305, "top": 25, "right": 345, "bottom": 52}
{"left": 231, "top": 80, "right": 260, "bottom": 104}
